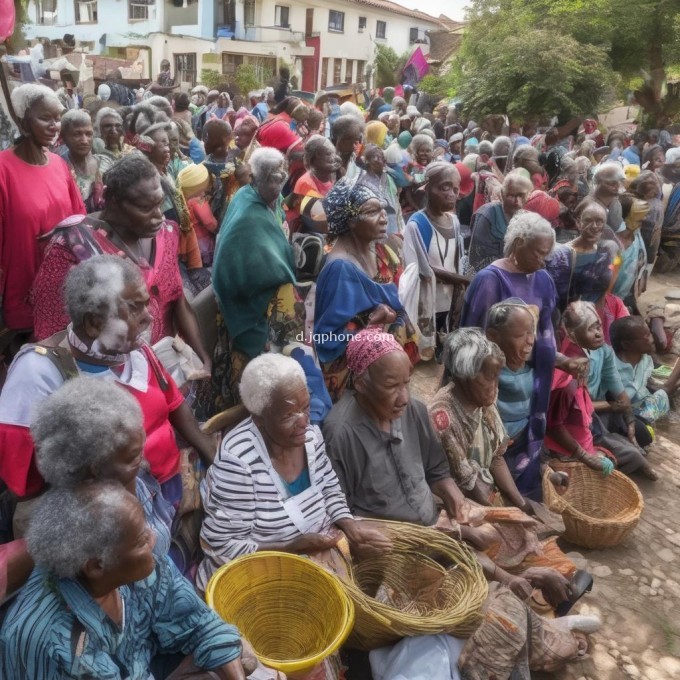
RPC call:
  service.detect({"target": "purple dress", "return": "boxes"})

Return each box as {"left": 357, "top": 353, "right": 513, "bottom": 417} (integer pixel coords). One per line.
{"left": 459, "top": 264, "right": 558, "bottom": 499}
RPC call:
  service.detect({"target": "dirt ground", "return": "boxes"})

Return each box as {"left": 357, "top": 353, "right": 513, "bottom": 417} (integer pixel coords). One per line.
{"left": 410, "top": 272, "right": 680, "bottom": 680}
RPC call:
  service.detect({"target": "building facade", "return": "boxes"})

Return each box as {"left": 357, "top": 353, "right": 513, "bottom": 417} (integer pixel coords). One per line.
{"left": 25, "top": 0, "right": 443, "bottom": 91}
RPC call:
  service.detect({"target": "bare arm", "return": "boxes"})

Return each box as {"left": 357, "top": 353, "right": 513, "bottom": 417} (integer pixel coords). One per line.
{"left": 430, "top": 265, "right": 470, "bottom": 286}
{"left": 169, "top": 401, "right": 216, "bottom": 465}
{"left": 430, "top": 477, "right": 466, "bottom": 521}
{"left": 173, "top": 295, "right": 212, "bottom": 373}
{"left": 489, "top": 455, "right": 529, "bottom": 511}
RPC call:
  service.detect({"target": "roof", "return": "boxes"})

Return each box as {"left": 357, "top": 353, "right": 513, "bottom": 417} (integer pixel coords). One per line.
{"left": 347, "top": 0, "right": 445, "bottom": 26}
{"left": 438, "top": 14, "right": 465, "bottom": 30}
{"left": 427, "top": 27, "right": 463, "bottom": 63}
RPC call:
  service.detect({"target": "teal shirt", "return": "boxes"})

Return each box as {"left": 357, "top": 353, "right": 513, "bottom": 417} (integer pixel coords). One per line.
{"left": 497, "top": 365, "right": 534, "bottom": 438}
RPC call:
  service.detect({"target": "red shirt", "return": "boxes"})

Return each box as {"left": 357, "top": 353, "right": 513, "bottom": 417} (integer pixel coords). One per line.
{"left": 0, "top": 150, "right": 85, "bottom": 329}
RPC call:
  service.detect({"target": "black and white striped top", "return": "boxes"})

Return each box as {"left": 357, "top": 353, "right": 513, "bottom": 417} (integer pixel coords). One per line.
{"left": 196, "top": 418, "right": 352, "bottom": 592}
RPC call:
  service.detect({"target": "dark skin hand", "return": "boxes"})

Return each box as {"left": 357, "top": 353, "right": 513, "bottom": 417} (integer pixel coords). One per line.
{"left": 173, "top": 295, "right": 212, "bottom": 375}
{"left": 650, "top": 317, "right": 667, "bottom": 353}
{"left": 169, "top": 401, "right": 216, "bottom": 465}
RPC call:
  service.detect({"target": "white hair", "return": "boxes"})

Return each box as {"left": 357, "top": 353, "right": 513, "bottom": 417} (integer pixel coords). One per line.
{"left": 60, "top": 109, "right": 92, "bottom": 136}
{"left": 64, "top": 255, "right": 143, "bottom": 327}
{"left": 410, "top": 133, "right": 434, "bottom": 151}
{"left": 32, "top": 378, "right": 143, "bottom": 488}
{"left": 94, "top": 107, "right": 122, "bottom": 135}
{"left": 442, "top": 328, "right": 505, "bottom": 380}
{"left": 10, "top": 83, "right": 63, "bottom": 120}
{"left": 503, "top": 211, "right": 556, "bottom": 257}
{"left": 502, "top": 171, "right": 534, "bottom": 193}
{"left": 27, "top": 482, "right": 134, "bottom": 578}
{"left": 249, "top": 147, "right": 285, "bottom": 183}
{"left": 339, "top": 101, "right": 363, "bottom": 120}
{"left": 240, "top": 354, "right": 306, "bottom": 416}
{"left": 593, "top": 161, "right": 625, "bottom": 184}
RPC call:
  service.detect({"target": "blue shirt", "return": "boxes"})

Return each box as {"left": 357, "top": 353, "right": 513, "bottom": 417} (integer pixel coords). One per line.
{"left": 622, "top": 146, "right": 641, "bottom": 165}
{"left": 1, "top": 556, "right": 241, "bottom": 679}
{"left": 586, "top": 344, "right": 624, "bottom": 400}
{"left": 497, "top": 365, "right": 534, "bottom": 438}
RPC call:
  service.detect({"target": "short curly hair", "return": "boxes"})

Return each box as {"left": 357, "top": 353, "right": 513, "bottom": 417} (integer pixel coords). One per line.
{"left": 240, "top": 354, "right": 306, "bottom": 416}
{"left": 32, "top": 377, "right": 144, "bottom": 487}
{"left": 442, "top": 328, "right": 505, "bottom": 380}
{"left": 503, "top": 210, "right": 555, "bottom": 257}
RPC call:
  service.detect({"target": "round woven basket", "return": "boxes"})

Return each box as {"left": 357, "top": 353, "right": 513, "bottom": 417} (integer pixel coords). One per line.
{"left": 205, "top": 551, "right": 355, "bottom": 673}
{"left": 339, "top": 520, "right": 488, "bottom": 650}
{"left": 542, "top": 462, "right": 644, "bottom": 549}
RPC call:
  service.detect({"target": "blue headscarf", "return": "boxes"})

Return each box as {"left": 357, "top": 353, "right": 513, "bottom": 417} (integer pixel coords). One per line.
{"left": 322, "top": 178, "right": 380, "bottom": 236}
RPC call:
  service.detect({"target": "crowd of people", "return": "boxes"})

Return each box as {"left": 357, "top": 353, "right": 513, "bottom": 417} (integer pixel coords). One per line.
{"left": 0, "top": 72, "right": 678, "bottom": 679}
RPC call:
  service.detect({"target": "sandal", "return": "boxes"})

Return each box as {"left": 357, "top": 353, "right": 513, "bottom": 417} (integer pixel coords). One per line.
{"left": 556, "top": 569, "right": 593, "bottom": 617}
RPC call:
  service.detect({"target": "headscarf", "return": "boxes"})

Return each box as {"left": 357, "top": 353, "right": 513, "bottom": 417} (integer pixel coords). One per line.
{"left": 454, "top": 162, "right": 474, "bottom": 196}
{"left": 177, "top": 163, "right": 211, "bottom": 198}
{"left": 525, "top": 190, "right": 561, "bottom": 224}
{"left": 346, "top": 325, "right": 404, "bottom": 375}
{"left": 397, "top": 131, "right": 412, "bottom": 149}
{"left": 365, "top": 121, "right": 388, "bottom": 148}
{"left": 623, "top": 198, "right": 650, "bottom": 232}
{"left": 97, "top": 84, "right": 111, "bottom": 101}
{"left": 322, "top": 178, "right": 380, "bottom": 236}
{"left": 462, "top": 153, "right": 479, "bottom": 172}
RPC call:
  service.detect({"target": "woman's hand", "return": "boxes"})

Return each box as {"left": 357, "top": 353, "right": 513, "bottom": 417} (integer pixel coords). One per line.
{"left": 583, "top": 453, "right": 614, "bottom": 477}
{"left": 549, "top": 471, "right": 570, "bottom": 495}
{"left": 289, "top": 533, "right": 339, "bottom": 553}
{"left": 561, "top": 356, "right": 589, "bottom": 386}
{"left": 499, "top": 573, "right": 534, "bottom": 601}
{"left": 368, "top": 304, "right": 397, "bottom": 326}
{"left": 343, "top": 522, "right": 393, "bottom": 560}
{"left": 522, "top": 567, "right": 572, "bottom": 608}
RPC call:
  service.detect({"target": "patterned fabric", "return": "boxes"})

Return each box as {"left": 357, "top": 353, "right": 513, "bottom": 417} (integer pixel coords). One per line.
{"left": 136, "top": 468, "right": 175, "bottom": 559}
{"left": 346, "top": 325, "right": 404, "bottom": 375}
{"left": 1, "top": 557, "right": 241, "bottom": 679}
{"left": 428, "top": 383, "right": 507, "bottom": 492}
{"left": 197, "top": 419, "right": 351, "bottom": 592}
{"left": 31, "top": 216, "right": 183, "bottom": 344}
{"left": 322, "top": 178, "right": 381, "bottom": 236}
{"left": 615, "top": 352, "right": 670, "bottom": 423}
{"left": 467, "top": 201, "right": 508, "bottom": 273}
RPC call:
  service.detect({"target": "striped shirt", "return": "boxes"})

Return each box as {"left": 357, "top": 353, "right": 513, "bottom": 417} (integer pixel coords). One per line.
{"left": 196, "top": 418, "right": 352, "bottom": 592}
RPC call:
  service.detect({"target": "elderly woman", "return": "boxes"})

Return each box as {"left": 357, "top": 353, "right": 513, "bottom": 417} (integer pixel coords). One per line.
{"left": 512, "top": 145, "right": 547, "bottom": 190}
{"left": 231, "top": 115, "right": 260, "bottom": 162}
{"left": 403, "top": 162, "right": 468, "bottom": 349}
{"left": 211, "top": 148, "right": 301, "bottom": 409}
{"left": 288, "top": 135, "right": 339, "bottom": 234}
{"left": 59, "top": 109, "right": 104, "bottom": 213}
{"left": 467, "top": 173, "right": 533, "bottom": 273}
{"left": 1, "top": 482, "right": 248, "bottom": 679}
{"left": 197, "top": 354, "right": 390, "bottom": 592}
{"left": 331, "top": 114, "right": 365, "bottom": 178}
{"left": 314, "top": 178, "right": 418, "bottom": 401}
{"left": 92, "top": 106, "right": 132, "bottom": 172}
{"left": 590, "top": 162, "right": 626, "bottom": 233}
{"left": 546, "top": 200, "right": 620, "bottom": 313}
{"left": 357, "top": 143, "right": 404, "bottom": 234}
{"left": 461, "top": 212, "right": 589, "bottom": 455}
{"left": 0, "top": 256, "right": 215, "bottom": 513}
{"left": 31, "top": 154, "right": 210, "bottom": 371}
{"left": 0, "top": 84, "right": 85, "bottom": 343}
{"left": 32, "top": 377, "right": 174, "bottom": 560}
{"left": 630, "top": 170, "right": 664, "bottom": 266}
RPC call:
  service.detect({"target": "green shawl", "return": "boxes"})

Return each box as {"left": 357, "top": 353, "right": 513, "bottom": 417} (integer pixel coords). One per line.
{"left": 213, "top": 184, "right": 296, "bottom": 357}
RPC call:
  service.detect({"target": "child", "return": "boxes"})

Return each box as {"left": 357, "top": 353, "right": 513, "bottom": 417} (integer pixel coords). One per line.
{"left": 611, "top": 316, "right": 680, "bottom": 429}
{"left": 177, "top": 163, "right": 217, "bottom": 269}
{"left": 545, "top": 301, "right": 656, "bottom": 480}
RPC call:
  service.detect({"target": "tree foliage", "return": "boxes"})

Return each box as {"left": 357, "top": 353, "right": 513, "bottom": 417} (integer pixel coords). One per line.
{"left": 373, "top": 45, "right": 410, "bottom": 89}
{"left": 234, "top": 64, "right": 261, "bottom": 95}
{"left": 200, "top": 69, "right": 223, "bottom": 90}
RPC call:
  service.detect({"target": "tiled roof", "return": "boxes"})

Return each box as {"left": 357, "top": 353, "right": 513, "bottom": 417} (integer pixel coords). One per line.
{"left": 427, "top": 28, "right": 464, "bottom": 63}
{"left": 347, "top": 0, "right": 446, "bottom": 26}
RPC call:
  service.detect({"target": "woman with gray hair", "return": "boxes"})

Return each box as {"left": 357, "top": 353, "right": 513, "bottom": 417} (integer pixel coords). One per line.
{"left": 0, "top": 255, "right": 216, "bottom": 519}
{"left": 32, "top": 376, "right": 174, "bottom": 559}
{"left": 2, "top": 481, "right": 247, "bottom": 679}
{"left": 59, "top": 109, "right": 104, "bottom": 212}
{"left": 92, "top": 106, "right": 132, "bottom": 172}
{"left": 197, "top": 353, "right": 391, "bottom": 593}
{"left": 0, "top": 84, "right": 85, "bottom": 347}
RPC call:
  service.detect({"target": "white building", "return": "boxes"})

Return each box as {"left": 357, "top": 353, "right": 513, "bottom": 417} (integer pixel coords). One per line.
{"left": 25, "top": 0, "right": 444, "bottom": 91}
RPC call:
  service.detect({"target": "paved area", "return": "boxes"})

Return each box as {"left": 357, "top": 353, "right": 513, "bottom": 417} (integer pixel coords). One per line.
{"left": 410, "top": 272, "right": 680, "bottom": 679}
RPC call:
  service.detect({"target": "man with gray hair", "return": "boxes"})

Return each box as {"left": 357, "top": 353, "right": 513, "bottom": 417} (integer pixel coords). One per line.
{"left": 2, "top": 481, "right": 248, "bottom": 679}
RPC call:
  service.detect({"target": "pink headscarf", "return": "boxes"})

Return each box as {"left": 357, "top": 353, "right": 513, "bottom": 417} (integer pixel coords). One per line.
{"left": 525, "top": 190, "right": 560, "bottom": 225}
{"left": 346, "top": 326, "right": 404, "bottom": 375}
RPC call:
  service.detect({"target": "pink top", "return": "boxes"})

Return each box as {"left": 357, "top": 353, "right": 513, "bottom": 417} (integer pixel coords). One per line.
{"left": 0, "top": 149, "right": 85, "bottom": 329}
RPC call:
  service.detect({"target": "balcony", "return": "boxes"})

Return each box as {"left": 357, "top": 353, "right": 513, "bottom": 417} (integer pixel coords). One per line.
{"left": 244, "top": 25, "right": 305, "bottom": 43}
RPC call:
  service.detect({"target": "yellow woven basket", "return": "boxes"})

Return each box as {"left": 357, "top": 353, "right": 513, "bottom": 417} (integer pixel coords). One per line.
{"left": 205, "top": 551, "right": 355, "bottom": 674}
{"left": 338, "top": 520, "right": 488, "bottom": 650}
{"left": 542, "top": 462, "right": 644, "bottom": 549}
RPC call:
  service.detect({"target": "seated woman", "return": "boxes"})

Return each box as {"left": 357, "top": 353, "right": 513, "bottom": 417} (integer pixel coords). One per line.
{"left": 545, "top": 302, "right": 656, "bottom": 479}
{"left": 32, "top": 377, "right": 175, "bottom": 560}
{"left": 196, "top": 354, "right": 391, "bottom": 593}
{"left": 1, "top": 481, "right": 248, "bottom": 680}
{"left": 611, "top": 316, "right": 680, "bottom": 429}
{"left": 485, "top": 299, "right": 566, "bottom": 501}
{"left": 315, "top": 178, "right": 418, "bottom": 401}
{"left": 0, "top": 256, "right": 215, "bottom": 518}
{"left": 31, "top": 153, "right": 211, "bottom": 372}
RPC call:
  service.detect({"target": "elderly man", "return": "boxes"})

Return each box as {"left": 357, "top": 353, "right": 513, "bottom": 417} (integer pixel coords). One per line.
{"left": 467, "top": 172, "right": 533, "bottom": 272}
{"left": 1, "top": 481, "right": 248, "bottom": 679}
{"left": 590, "top": 161, "right": 626, "bottom": 235}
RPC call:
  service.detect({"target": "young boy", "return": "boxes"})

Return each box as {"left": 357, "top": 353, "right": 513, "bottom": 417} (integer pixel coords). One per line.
{"left": 611, "top": 316, "right": 680, "bottom": 429}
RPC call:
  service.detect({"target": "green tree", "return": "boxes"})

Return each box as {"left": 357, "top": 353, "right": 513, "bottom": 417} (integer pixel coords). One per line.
{"left": 234, "top": 63, "right": 261, "bottom": 95}
{"left": 199, "top": 69, "right": 223, "bottom": 91}
{"left": 373, "top": 45, "right": 403, "bottom": 89}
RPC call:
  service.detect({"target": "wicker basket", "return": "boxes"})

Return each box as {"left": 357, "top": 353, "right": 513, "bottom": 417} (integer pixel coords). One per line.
{"left": 339, "top": 520, "right": 488, "bottom": 650}
{"left": 205, "top": 551, "right": 355, "bottom": 674}
{"left": 542, "top": 462, "right": 644, "bottom": 549}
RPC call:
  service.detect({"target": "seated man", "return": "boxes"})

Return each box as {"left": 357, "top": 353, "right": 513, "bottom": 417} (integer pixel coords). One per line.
{"left": 1, "top": 481, "right": 248, "bottom": 679}
{"left": 323, "top": 328, "right": 580, "bottom": 612}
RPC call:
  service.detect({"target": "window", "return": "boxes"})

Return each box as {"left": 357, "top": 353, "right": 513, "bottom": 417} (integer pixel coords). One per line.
{"left": 376, "top": 20, "right": 386, "bottom": 39}
{"left": 321, "top": 57, "right": 329, "bottom": 87}
{"left": 333, "top": 58, "right": 342, "bottom": 85}
{"left": 358, "top": 16, "right": 367, "bottom": 32}
{"left": 275, "top": 5, "right": 290, "bottom": 28}
{"left": 328, "top": 10, "right": 344, "bottom": 33}
{"left": 244, "top": 0, "right": 255, "bottom": 26}
{"left": 75, "top": 0, "right": 97, "bottom": 23}
{"left": 345, "top": 59, "right": 354, "bottom": 83}
{"left": 356, "top": 60, "right": 366, "bottom": 82}
{"left": 174, "top": 53, "right": 197, "bottom": 86}
{"left": 36, "top": 0, "right": 58, "bottom": 25}
{"left": 247, "top": 56, "right": 277, "bottom": 81}
{"left": 129, "top": 0, "right": 155, "bottom": 21}
{"left": 222, "top": 52, "right": 244, "bottom": 75}
{"left": 409, "top": 27, "right": 419, "bottom": 44}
